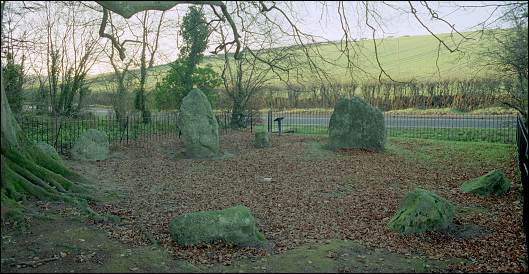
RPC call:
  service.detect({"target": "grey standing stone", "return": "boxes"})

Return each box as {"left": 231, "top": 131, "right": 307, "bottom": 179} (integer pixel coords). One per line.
{"left": 254, "top": 131, "right": 271, "bottom": 148}
{"left": 177, "top": 89, "right": 220, "bottom": 158}
{"left": 71, "top": 129, "right": 109, "bottom": 161}
{"left": 36, "top": 141, "right": 62, "bottom": 162}
{"left": 328, "top": 97, "right": 385, "bottom": 152}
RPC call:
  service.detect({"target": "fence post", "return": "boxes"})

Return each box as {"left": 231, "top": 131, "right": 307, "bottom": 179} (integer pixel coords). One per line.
{"left": 224, "top": 111, "right": 228, "bottom": 134}
{"left": 516, "top": 115, "right": 529, "bottom": 259}
{"left": 126, "top": 115, "right": 129, "bottom": 145}
{"left": 268, "top": 109, "right": 272, "bottom": 133}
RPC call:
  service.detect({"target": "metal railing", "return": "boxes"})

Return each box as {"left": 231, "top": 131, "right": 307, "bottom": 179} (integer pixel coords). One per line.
{"left": 264, "top": 110, "right": 517, "bottom": 144}
{"left": 516, "top": 115, "right": 528, "bottom": 257}
{"left": 17, "top": 110, "right": 256, "bottom": 154}
{"left": 17, "top": 112, "right": 180, "bottom": 154}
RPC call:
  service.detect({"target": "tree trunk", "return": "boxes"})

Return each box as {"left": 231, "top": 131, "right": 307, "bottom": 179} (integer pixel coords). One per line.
{"left": 1, "top": 68, "right": 95, "bottom": 218}
{"left": 230, "top": 92, "right": 246, "bottom": 129}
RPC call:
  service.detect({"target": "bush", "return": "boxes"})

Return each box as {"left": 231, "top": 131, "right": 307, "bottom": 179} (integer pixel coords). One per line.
{"left": 2, "top": 53, "right": 24, "bottom": 113}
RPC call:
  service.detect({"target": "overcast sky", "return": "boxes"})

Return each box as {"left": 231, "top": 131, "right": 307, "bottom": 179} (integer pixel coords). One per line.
{"left": 4, "top": 1, "right": 508, "bottom": 75}
{"left": 146, "top": 1, "right": 508, "bottom": 73}
{"left": 293, "top": 1, "right": 506, "bottom": 39}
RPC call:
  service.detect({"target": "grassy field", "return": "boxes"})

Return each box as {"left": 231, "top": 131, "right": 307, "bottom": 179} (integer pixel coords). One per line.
{"left": 83, "top": 30, "right": 497, "bottom": 94}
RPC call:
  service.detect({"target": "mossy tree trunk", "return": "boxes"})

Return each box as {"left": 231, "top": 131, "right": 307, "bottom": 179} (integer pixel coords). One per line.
{"left": 1, "top": 65, "right": 93, "bottom": 215}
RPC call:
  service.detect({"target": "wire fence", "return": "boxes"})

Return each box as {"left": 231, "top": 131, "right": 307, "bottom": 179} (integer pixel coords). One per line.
{"left": 263, "top": 110, "right": 517, "bottom": 144}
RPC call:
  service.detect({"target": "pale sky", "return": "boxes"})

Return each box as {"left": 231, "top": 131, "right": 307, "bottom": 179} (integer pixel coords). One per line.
{"left": 294, "top": 1, "right": 507, "bottom": 40}
{"left": 107, "top": 1, "right": 509, "bottom": 74}
{"left": 3, "top": 1, "right": 509, "bottom": 75}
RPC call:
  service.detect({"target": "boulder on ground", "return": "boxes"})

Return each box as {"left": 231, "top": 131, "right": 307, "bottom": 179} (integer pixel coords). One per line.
{"left": 36, "top": 141, "right": 62, "bottom": 162}
{"left": 71, "top": 129, "right": 109, "bottom": 161}
{"left": 169, "top": 205, "right": 266, "bottom": 247}
{"left": 460, "top": 170, "right": 510, "bottom": 196}
{"left": 387, "top": 188, "right": 454, "bottom": 234}
{"left": 254, "top": 131, "right": 271, "bottom": 148}
{"left": 328, "top": 97, "right": 385, "bottom": 152}
{"left": 177, "top": 89, "right": 220, "bottom": 158}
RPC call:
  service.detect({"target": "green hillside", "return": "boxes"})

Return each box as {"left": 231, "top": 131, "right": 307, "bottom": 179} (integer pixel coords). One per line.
{"left": 84, "top": 30, "right": 497, "bottom": 93}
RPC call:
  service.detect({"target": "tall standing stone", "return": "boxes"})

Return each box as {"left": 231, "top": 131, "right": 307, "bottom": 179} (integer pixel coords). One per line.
{"left": 177, "top": 89, "right": 220, "bottom": 158}
{"left": 328, "top": 97, "right": 385, "bottom": 152}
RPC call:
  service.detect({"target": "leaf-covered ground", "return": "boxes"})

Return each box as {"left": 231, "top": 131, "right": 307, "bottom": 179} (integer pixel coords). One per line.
{"left": 62, "top": 132, "right": 525, "bottom": 272}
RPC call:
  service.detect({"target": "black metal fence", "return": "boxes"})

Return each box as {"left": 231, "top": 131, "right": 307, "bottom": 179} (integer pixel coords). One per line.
{"left": 16, "top": 110, "right": 255, "bottom": 154}
{"left": 264, "top": 110, "right": 517, "bottom": 144}
{"left": 17, "top": 108, "right": 518, "bottom": 155}
{"left": 516, "top": 115, "right": 528, "bottom": 257}
{"left": 16, "top": 112, "right": 179, "bottom": 154}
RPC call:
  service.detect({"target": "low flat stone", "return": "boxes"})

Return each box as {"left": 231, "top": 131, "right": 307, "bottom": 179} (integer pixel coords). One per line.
{"left": 169, "top": 205, "right": 265, "bottom": 247}
{"left": 254, "top": 131, "right": 271, "bottom": 148}
{"left": 460, "top": 170, "right": 510, "bottom": 196}
{"left": 387, "top": 188, "right": 454, "bottom": 234}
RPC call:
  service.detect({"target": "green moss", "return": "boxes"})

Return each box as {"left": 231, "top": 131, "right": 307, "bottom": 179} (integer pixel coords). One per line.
{"left": 1, "top": 130, "right": 97, "bottom": 220}
{"left": 460, "top": 170, "right": 510, "bottom": 196}
{"left": 169, "top": 205, "right": 265, "bottom": 247}
{"left": 387, "top": 188, "right": 454, "bottom": 234}
{"left": 36, "top": 142, "right": 62, "bottom": 163}
{"left": 208, "top": 239, "right": 452, "bottom": 273}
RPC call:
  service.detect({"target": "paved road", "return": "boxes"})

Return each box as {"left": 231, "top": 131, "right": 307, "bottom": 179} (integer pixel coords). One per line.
{"left": 84, "top": 107, "right": 516, "bottom": 129}
{"left": 263, "top": 114, "right": 517, "bottom": 129}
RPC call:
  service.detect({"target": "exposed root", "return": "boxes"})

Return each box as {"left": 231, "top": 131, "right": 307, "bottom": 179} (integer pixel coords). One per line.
{"left": 1, "top": 131, "right": 99, "bottom": 221}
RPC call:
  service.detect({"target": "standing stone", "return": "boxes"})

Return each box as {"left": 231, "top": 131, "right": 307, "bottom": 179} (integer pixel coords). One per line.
{"left": 254, "top": 131, "right": 271, "bottom": 148}
{"left": 36, "top": 141, "right": 62, "bottom": 162}
{"left": 328, "top": 97, "right": 385, "bottom": 152}
{"left": 71, "top": 129, "right": 109, "bottom": 161}
{"left": 177, "top": 89, "right": 220, "bottom": 158}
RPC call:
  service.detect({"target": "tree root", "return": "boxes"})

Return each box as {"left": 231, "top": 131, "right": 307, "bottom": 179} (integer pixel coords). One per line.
{"left": 1, "top": 131, "right": 100, "bottom": 221}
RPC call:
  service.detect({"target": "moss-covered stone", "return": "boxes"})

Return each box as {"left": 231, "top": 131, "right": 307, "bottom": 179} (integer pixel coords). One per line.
{"left": 460, "top": 170, "right": 510, "bottom": 196}
{"left": 36, "top": 142, "right": 62, "bottom": 163}
{"left": 177, "top": 89, "right": 220, "bottom": 158}
{"left": 71, "top": 129, "right": 109, "bottom": 161}
{"left": 328, "top": 97, "right": 385, "bottom": 152}
{"left": 169, "top": 205, "right": 265, "bottom": 247}
{"left": 254, "top": 131, "right": 271, "bottom": 148}
{"left": 387, "top": 188, "right": 454, "bottom": 234}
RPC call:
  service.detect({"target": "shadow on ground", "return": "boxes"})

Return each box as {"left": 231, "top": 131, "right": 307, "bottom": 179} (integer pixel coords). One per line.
{"left": 1, "top": 213, "right": 451, "bottom": 273}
